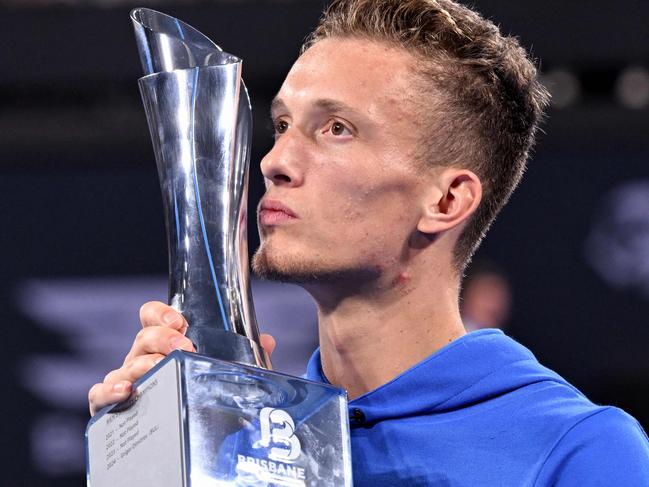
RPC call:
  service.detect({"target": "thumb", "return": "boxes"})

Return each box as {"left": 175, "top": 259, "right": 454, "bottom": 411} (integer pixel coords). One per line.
{"left": 260, "top": 333, "right": 276, "bottom": 357}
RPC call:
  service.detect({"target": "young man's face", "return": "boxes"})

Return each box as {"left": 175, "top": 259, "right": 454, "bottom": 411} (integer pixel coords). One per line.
{"left": 253, "top": 37, "right": 434, "bottom": 285}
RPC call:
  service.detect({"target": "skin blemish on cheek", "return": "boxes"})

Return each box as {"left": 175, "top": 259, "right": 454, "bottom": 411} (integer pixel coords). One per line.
{"left": 392, "top": 272, "right": 411, "bottom": 287}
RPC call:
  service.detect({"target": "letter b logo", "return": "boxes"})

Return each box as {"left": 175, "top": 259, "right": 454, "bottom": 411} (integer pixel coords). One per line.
{"left": 259, "top": 407, "right": 301, "bottom": 462}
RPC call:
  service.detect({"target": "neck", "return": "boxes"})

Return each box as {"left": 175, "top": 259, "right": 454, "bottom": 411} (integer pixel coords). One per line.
{"left": 305, "top": 263, "right": 466, "bottom": 400}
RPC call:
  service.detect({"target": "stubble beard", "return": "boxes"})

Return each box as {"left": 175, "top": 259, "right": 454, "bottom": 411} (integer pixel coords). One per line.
{"left": 252, "top": 241, "right": 381, "bottom": 286}
{"left": 252, "top": 243, "right": 319, "bottom": 284}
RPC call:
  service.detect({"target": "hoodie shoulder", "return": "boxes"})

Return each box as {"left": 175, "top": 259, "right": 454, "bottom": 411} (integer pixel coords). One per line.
{"left": 534, "top": 407, "right": 649, "bottom": 486}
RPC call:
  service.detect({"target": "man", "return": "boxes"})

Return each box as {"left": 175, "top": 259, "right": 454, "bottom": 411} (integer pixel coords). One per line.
{"left": 89, "top": 0, "right": 649, "bottom": 484}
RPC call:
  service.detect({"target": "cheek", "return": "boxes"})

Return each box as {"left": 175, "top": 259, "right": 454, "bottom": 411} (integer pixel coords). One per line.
{"left": 327, "top": 177, "right": 417, "bottom": 226}
{"left": 307, "top": 148, "right": 422, "bottom": 248}
{"left": 313, "top": 176, "right": 417, "bottom": 263}
{"left": 315, "top": 181, "right": 379, "bottom": 229}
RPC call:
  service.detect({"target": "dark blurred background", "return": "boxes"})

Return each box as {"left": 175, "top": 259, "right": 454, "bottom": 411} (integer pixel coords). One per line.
{"left": 0, "top": 0, "right": 647, "bottom": 485}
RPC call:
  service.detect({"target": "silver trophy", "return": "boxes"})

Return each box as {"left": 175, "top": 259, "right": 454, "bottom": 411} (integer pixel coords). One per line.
{"left": 85, "top": 8, "right": 353, "bottom": 487}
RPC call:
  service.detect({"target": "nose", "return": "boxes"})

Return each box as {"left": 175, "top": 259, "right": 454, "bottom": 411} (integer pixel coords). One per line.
{"left": 260, "top": 135, "right": 304, "bottom": 188}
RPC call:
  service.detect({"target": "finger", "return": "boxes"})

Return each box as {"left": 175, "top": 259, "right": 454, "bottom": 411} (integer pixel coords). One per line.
{"left": 124, "top": 327, "right": 195, "bottom": 364}
{"left": 88, "top": 381, "right": 132, "bottom": 417}
{"left": 107, "top": 353, "right": 167, "bottom": 384}
{"left": 139, "top": 301, "right": 188, "bottom": 333}
{"left": 260, "top": 333, "right": 276, "bottom": 356}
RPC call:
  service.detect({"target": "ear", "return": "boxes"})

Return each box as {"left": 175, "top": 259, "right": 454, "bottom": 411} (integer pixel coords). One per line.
{"left": 417, "top": 168, "right": 482, "bottom": 235}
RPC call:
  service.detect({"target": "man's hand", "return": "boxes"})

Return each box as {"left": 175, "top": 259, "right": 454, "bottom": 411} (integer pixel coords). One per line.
{"left": 88, "top": 301, "right": 276, "bottom": 416}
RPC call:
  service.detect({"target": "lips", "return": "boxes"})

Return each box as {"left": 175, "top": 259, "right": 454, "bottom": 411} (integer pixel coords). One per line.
{"left": 258, "top": 199, "right": 298, "bottom": 226}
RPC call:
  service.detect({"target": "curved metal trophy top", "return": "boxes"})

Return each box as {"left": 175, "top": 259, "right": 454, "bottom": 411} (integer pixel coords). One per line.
{"left": 131, "top": 8, "right": 269, "bottom": 369}
{"left": 131, "top": 8, "right": 237, "bottom": 73}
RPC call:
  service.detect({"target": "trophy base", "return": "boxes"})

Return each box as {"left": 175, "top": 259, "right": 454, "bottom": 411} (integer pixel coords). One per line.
{"left": 86, "top": 350, "right": 353, "bottom": 486}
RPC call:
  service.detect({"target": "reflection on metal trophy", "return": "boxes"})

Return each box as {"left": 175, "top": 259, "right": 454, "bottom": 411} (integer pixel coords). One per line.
{"left": 85, "top": 8, "right": 352, "bottom": 487}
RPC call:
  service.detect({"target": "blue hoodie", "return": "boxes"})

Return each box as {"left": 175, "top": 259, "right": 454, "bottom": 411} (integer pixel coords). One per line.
{"left": 306, "top": 329, "right": 649, "bottom": 486}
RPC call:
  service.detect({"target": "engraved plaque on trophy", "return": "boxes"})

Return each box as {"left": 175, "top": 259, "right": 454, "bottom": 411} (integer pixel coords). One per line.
{"left": 85, "top": 8, "right": 353, "bottom": 486}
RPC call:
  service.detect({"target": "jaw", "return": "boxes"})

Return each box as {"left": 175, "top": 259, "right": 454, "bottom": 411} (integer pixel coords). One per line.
{"left": 252, "top": 238, "right": 381, "bottom": 286}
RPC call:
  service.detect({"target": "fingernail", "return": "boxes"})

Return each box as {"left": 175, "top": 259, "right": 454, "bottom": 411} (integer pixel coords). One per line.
{"left": 162, "top": 310, "right": 180, "bottom": 325}
{"left": 170, "top": 336, "right": 192, "bottom": 351}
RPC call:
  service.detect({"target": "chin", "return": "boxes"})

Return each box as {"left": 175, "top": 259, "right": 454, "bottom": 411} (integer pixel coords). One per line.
{"left": 252, "top": 244, "right": 320, "bottom": 284}
{"left": 252, "top": 243, "right": 381, "bottom": 285}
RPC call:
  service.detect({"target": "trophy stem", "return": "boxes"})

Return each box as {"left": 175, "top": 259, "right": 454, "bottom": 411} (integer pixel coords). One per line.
{"left": 132, "top": 8, "right": 269, "bottom": 369}
{"left": 189, "top": 126, "right": 229, "bottom": 329}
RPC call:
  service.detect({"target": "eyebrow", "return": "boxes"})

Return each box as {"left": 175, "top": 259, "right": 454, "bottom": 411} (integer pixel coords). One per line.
{"left": 270, "top": 96, "right": 287, "bottom": 116}
{"left": 270, "top": 97, "right": 363, "bottom": 118}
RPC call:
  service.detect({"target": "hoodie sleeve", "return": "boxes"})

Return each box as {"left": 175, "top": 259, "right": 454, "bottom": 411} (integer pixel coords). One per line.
{"left": 534, "top": 407, "right": 649, "bottom": 487}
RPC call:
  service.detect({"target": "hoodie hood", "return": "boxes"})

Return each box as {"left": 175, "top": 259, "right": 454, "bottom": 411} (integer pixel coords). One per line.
{"left": 306, "top": 329, "right": 574, "bottom": 425}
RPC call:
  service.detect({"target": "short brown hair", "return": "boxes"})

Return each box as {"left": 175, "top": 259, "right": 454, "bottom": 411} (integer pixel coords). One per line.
{"left": 303, "top": 0, "right": 550, "bottom": 272}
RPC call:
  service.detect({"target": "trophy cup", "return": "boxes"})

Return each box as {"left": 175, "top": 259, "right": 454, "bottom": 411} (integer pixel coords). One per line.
{"left": 85, "top": 8, "right": 353, "bottom": 486}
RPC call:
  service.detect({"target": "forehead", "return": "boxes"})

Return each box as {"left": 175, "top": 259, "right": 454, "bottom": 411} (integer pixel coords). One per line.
{"left": 276, "top": 37, "right": 420, "bottom": 117}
